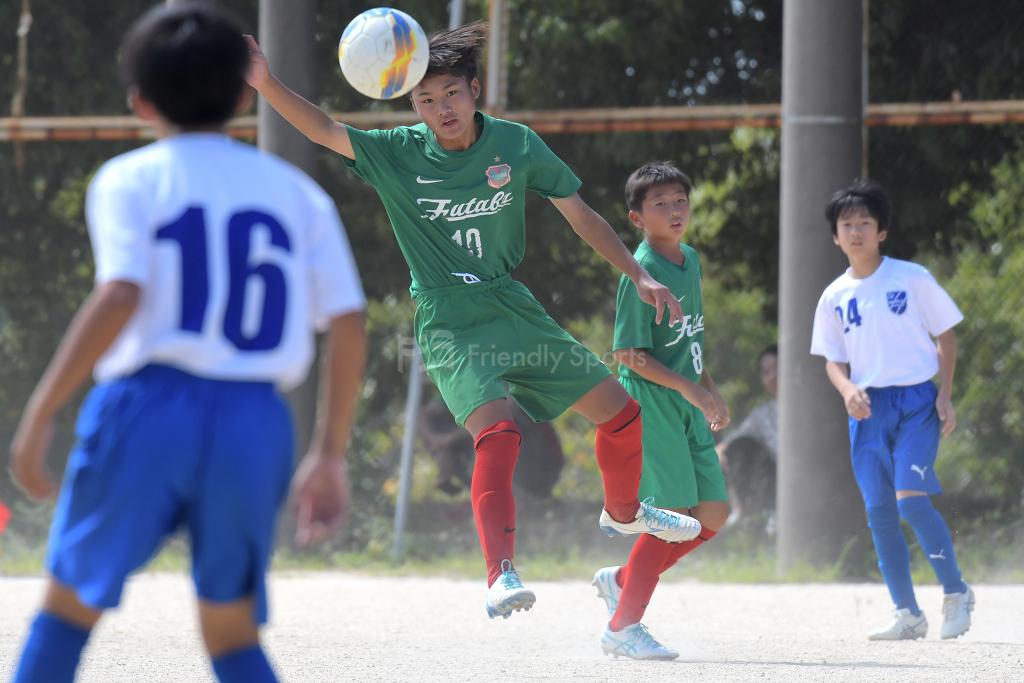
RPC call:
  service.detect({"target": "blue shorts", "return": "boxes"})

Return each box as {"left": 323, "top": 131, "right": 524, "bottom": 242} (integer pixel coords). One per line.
{"left": 47, "top": 364, "right": 293, "bottom": 624}
{"left": 848, "top": 381, "right": 942, "bottom": 508}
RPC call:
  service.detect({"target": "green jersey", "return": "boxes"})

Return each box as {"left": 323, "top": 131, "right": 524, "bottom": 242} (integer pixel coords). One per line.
{"left": 614, "top": 241, "right": 706, "bottom": 384}
{"left": 343, "top": 112, "right": 581, "bottom": 294}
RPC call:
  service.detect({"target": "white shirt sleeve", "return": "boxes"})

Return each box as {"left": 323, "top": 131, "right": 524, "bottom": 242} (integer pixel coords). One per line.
{"left": 307, "top": 187, "right": 366, "bottom": 330}
{"left": 85, "top": 163, "right": 152, "bottom": 284}
{"left": 914, "top": 269, "right": 963, "bottom": 336}
{"left": 810, "top": 290, "right": 849, "bottom": 362}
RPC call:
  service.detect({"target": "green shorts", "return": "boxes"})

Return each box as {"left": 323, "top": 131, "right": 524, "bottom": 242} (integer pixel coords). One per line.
{"left": 414, "top": 275, "right": 611, "bottom": 426}
{"left": 620, "top": 375, "right": 728, "bottom": 509}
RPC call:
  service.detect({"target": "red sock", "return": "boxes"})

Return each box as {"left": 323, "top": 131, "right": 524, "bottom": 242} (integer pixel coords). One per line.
{"left": 660, "top": 528, "right": 718, "bottom": 573}
{"left": 471, "top": 421, "right": 521, "bottom": 586}
{"left": 595, "top": 399, "right": 642, "bottom": 522}
{"left": 609, "top": 534, "right": 675, "bottom": 631}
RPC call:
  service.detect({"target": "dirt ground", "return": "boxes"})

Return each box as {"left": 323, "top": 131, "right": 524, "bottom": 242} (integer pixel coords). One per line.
{"left": 1, "top": 573, "right": 1021, "bottom": 682}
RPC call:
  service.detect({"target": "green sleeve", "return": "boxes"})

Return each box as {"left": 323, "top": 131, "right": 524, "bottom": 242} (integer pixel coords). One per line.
{"left": 613, "top": 273, "right": 655, "bottom": 351}
{"left": 525, "top": 129, "right": 582, "bottom": 198}
{"left": 342, "top": 126, "right": 401, "bottom": 184}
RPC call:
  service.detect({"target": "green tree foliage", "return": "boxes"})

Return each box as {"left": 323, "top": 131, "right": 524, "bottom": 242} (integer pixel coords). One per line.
{"left": 929, "top": 149, "right": 1024, "bottom": 507}
{"left": 1, "top": 1, "right": 1023, "bottom": 523}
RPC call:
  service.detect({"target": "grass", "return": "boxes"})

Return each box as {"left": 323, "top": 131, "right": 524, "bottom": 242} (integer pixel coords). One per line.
{"left": 2, "top": 499, "right": 1022, "bottom": 584}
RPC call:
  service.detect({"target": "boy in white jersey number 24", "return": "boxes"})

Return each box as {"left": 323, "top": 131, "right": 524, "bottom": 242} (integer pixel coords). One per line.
{"left": 810, "top": 180, "right": 974, "bottom": 641}
{"left": 8, "top": 6, "right": 366, "bottom": 683}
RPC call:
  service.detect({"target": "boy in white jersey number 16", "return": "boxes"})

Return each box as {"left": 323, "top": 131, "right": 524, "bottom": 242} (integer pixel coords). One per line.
{"left": 810, "top": 180, "right": 974, "bottom": 641}
{"left": 8, "top": 5, "right": 366, "bottom": 683}
{"left": 246, "top": 21, "right": 702, "bottom": 621}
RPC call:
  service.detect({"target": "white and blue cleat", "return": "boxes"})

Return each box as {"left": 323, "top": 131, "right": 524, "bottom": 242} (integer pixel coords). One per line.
{"left": 592, "top": 565, "right": 622, "bottom": 617}
{"left": 601, "top": 622, "right": 679, "bottom": 661}
{"left": 485, "top": 559, "right": 536, "bottom": 619}
{"left": 599, "top": 499, "right": 701, "bottom": 543}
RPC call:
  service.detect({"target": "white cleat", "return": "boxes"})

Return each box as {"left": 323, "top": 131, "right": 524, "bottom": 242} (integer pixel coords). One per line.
{"left": 485, "top": 559, "right": 536, "bottom": 619}
{"left": 592, "top": 566, "right": 622, "bottom": 617}
{"left": 601, "top": 622, "right": 679, "bottom": 661}
{"left": 941, "top": 586, "right": 975, "bottom": 639}
{"left": 599, "top": 499, "right": 701, "bottom": 543}
{"left": 867, "top": 608, "right": 928, "bottom": 641}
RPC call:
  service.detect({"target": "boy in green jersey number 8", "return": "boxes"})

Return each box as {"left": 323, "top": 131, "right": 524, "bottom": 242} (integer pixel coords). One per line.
{"left": 594, "top": 163, "right": 731, "bottom": 660}
{"left": 246, "top": 22, "right": 701, "bottom": 620}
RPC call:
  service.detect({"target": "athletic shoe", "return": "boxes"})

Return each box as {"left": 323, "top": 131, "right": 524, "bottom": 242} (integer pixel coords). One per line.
{"left": 485, "top": 559, "right": 536, "bottom": 619}
{"left": 600, "top": 622, "right": 679, "bottom": 660}
{"left": 867, "top": 608, "right": 928, "bottom": 641}
{"left": 592, "top": 566, "right": 622, "bottom": 617}
{"left": 940, "top": 586, "right": 975, "bottom": 639}
{"left": 599, "top": 499, "right": 701, "bottom": 543}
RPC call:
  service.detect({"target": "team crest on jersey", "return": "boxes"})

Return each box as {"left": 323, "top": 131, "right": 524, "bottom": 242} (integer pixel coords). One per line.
{"left": 485, "top": 163, "right": 512, "bottom": 189}
{"left": 886, "top": 290, "right": 908, "bottom": 314}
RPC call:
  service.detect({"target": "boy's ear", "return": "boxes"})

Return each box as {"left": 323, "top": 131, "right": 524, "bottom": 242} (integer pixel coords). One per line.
{"left": 628, "top": 209, "right": 644, "bottom": 230}
{"left": 235, "top": 87, "right": 255, "bottom": 116}
{"left": 128, "top": 87, "right": 159, "bottom": 122}
{"left": 878, "top": 229, "right": 888, "bottom": 243}
{"left": 470, "top": 77, "right": 481, "bottom": 100}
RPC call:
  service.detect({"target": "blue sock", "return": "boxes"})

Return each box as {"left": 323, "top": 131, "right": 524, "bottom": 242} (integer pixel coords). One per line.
{"left": 13, "top": 611, "right": 91, "bottom": 683}
{"left": 866, "top": 502, "right": 920, "bottom": 615}
{"left": 898, "top": 496, "right": 968, "bottom": 595}
{"left": 212, "top": 644, "right": 277, "bottom": 683}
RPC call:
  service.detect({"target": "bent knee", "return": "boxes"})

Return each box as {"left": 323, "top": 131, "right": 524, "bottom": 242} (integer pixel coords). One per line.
{"left": 199, "top": 598, "right": 260, "bottom": 657}
{"left": 694, "top": 501, "right": 731, "bottom": 531}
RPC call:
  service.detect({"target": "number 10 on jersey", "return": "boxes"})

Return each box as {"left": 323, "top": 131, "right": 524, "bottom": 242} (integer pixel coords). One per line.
{"left": 452, "top": 228, "right": 483, "bottom": 258}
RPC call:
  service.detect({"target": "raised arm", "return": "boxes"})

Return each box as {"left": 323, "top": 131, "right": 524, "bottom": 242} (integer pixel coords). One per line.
{"left": 244, "top": 35, "right": 355, "bottom": 160}
{"left": 551, "top": 193, "right": 681, "bottom": 326}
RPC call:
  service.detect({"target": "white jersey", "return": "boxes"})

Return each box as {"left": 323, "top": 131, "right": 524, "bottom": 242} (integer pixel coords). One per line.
{"left": 86, "top": 133, "right": 365, "bottom": 390}
{"left": 810, "top": 257, "right": 962, "bottom": 388}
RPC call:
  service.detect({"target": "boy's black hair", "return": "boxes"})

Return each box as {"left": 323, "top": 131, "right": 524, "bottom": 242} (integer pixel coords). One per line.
{"left": 120, "top": 3, "right": 248, "bottom": 128}
{"left": 424, "top": 21, "right": 487, "bottom": 85}
{"left": 824, "top": 179, "right": 892, "bottom": 236}
{"left": 625, "top": 162, "right": 693, "bottom": 213}
{"left": 759, "top": 343, "right": 778, "bottom": 364}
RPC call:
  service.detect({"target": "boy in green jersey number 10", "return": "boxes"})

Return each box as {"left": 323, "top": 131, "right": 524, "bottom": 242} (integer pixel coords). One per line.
{"left": 594, "top": 163, "right": 732, "bottom": 660}
{"left": 246, "top": 23, "right": 702, "bottom": 619}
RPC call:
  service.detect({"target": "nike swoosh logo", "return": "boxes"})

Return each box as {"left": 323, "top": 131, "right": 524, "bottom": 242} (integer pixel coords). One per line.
{"left": 416, "top": 176, "right": 443, "bottom": 184}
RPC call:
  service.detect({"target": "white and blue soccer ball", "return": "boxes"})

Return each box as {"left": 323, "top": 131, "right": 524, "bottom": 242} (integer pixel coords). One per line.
{"left": 338, "top": 8, "right": 430, "bottom": 100}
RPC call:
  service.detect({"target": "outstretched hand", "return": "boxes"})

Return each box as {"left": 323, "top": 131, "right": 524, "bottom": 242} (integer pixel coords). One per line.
{"left": 634, "top": 270, "right": 682, "bottom": 326}
{"left": 243, "top": 34, "right": 270, "bottom": 90}
{"left": 290, "top": 452, "right": 351, "bottom": 547}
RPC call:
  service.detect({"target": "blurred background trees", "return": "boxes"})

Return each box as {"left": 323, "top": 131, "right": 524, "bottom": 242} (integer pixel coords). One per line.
{"left": 1, "top": 0, "right": 1022, "bottom": 561}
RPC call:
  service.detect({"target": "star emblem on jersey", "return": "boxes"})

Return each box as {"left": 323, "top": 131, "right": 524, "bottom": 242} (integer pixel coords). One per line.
{"left": 485, "top": 163, "right": 512, "bottom": 189}
{"left": 886, "top": 290, "right": 908, "bottom": 314}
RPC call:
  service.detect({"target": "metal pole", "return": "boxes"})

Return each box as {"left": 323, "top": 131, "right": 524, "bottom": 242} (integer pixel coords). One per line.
{"left": 392, "top": 348, "right": 424, "bottom": 559}
{"left": 257, "top": 0, "right": 319, "bottom": 455}
{"left": 778, "top": 0, "right": 867, "bottom": 572}
{"left": 392, "top": 3, "right": 464, "bottom": 560}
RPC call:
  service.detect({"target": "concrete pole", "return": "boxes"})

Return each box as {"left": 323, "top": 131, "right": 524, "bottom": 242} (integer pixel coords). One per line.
{"left": 485, "top": 0, "right": 508, "bottom": 113}
{"left": 258, "top": 0, "right": 319, "bottom": 452}
{"left": 778, "top": 0, "right": 866, "bottom": 571}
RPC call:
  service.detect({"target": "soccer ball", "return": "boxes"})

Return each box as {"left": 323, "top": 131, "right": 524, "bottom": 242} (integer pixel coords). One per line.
{"left": 337, "top": 8, "right": 430, "bottom": 100}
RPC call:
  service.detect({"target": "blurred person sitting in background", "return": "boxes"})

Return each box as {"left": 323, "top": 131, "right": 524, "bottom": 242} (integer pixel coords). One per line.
{"left": 716, "top": 344, "right": 778, "bottom": 528}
